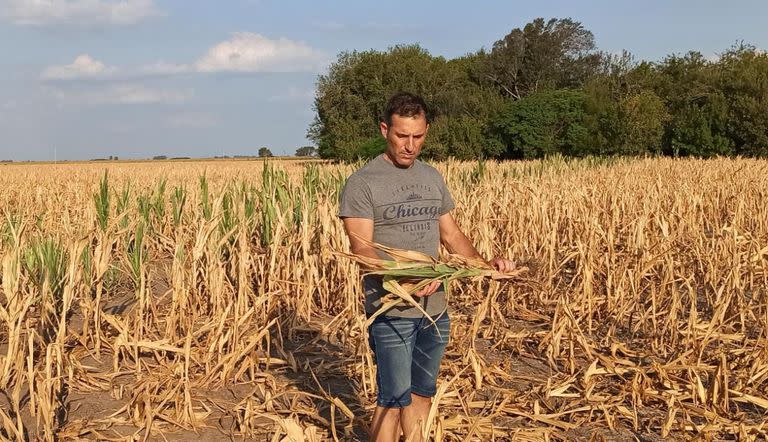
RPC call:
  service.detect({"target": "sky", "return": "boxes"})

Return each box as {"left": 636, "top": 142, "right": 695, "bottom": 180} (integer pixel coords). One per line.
{"left": 0, "top": 0, "right": 766, "bottom": 161}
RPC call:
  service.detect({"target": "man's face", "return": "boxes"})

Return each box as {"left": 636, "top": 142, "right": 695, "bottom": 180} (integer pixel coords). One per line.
{"left": 380, "top": 113, "right": 429, "bottom": 168}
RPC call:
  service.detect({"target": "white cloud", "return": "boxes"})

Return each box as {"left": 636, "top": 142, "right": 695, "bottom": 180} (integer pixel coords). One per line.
{"left": 50, "top": 84, "right": 192, "bottom": 105}
{"left": 2, "top": 0, "right": 159, "bottom": 26}
{"left": 40, "top": 34, "right": 326, "bottom": 87}
{"left": 43, "top": 56, "right": 193, "bottom": 81}
{"left": 41, "top": 54, "right": 117, "bottom": 80}
{"left": 195, "top": 33, "right": 327, "bottom": 73}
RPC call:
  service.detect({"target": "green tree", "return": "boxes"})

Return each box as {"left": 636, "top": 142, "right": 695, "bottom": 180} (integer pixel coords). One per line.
{"left": 578, "top": 51, "right": 666, "bottom": 156}
{"left": 310, "top": 45, "right": 503, "bottom": 161}
{"left": 716, "top": 43, "right": 768, "bottom": 156}
{"left": 668, "top": 96, "right": 734, "bottom": 157}
{"left": 423, "top": 54, "right": 506, "bottom": 160}
{"left": 358, "top": 136, "right": 387, "bottom": 159}
{"left": 309, "top": 20, "right": 768, "bottom": 160}
{"left": 491, "top": 89, "right": 591, "bottom": 158}
{"left": 620, "top": 91, "right": 669, "bottom": 155}
{"left": 427, "top": 114, "right": 505, "bottom": 160}
{"left": 309, "top": 45, "right": 435, "bottom": 160}
{"left": 295, "top": 146, "right": 318, "bottom": 157}
{"left": 478, "top": 17, "right": 602, "bottom": 99}
{"left": 652, "top": 51, "right": 733, "bottom": 156}
{"left": 581, "top": 79, "right": 624, "bottom": 155}
{"left": 258, "top": 147, "right": 274, "bottom": 158}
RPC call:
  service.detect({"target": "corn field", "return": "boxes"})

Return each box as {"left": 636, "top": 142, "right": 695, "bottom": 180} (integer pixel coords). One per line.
{"left": 1, "top": 156, "right": 767, "bottom": 441}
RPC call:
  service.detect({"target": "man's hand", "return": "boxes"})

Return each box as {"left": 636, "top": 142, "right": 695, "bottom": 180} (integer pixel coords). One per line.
{"left": 415, "top": 279, "right": 441, "bottom": 297}
{"left": 401, "top": 278, "right": 442, "bottom": 297}
{"left": 489, "top": 257, "right": 516, "bottom": 273}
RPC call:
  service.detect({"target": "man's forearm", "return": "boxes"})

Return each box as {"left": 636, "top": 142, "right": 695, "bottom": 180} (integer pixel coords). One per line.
{"left": 350, "top": 244, "right": 380, "bottom": 260}
{"left": 443, "top": 230, "right": 485, "bottom": 261}
{"left": 349, "top": 244, "right": 382, "bottom": 270}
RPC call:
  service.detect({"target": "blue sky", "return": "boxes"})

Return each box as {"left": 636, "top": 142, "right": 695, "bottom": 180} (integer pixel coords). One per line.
{"left": 0, "top": 0, "right": 766, "bottom": 161}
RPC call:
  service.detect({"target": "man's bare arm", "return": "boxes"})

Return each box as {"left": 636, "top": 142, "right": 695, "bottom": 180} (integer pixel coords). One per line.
{"left": 341, "top": 217, "right": 379, "bottom": 265}
{"left": 438, "top": 212, "right": 483, "bottom": 258}
{"left": 439, "top": 213, "right": 516, "bottom": 273}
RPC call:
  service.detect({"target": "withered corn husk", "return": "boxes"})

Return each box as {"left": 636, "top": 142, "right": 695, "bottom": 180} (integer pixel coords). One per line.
{"left": 336, "top": 235, "right": 527, "bottom": 325}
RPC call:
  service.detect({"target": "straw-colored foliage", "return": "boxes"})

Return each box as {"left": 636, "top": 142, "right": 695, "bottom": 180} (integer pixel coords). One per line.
{"left": 0, "top": 156, "right": 767, "bottom": 441}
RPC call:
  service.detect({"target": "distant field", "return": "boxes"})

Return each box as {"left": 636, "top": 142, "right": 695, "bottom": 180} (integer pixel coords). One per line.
{"left": 0, "top": 157, "right": 767, "bottom": 441}
{"left": 0, "top": 156, "right": 326, "bottom": 166}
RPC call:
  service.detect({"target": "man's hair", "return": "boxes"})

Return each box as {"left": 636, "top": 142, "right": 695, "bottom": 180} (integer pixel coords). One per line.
{"left": 382, "top": 92, "right": 430, "bottom": 126}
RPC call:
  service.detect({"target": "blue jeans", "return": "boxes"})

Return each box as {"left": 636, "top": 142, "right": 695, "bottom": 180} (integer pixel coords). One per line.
{"left": 367, "top": 313, "right": 450, "bottom": 408}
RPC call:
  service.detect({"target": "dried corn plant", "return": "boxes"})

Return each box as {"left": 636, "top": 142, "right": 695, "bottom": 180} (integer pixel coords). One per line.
{"left": 0, "top": 156, "right": 766, "bottom": 441}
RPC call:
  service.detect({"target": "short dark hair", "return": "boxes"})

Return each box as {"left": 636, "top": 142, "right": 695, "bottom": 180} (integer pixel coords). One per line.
{"left": 382, "top": 92, "right": 430, "bottom": 126}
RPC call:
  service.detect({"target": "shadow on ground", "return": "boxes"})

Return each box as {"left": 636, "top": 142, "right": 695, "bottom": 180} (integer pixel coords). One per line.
{"left": 278, "top": 314, "right": 370, "bottom": 440}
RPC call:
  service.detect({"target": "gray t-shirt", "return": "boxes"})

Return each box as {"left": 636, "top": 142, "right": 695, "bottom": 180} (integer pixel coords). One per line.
{"left": 339, "top": 154, "right": 455, "bottom": 318}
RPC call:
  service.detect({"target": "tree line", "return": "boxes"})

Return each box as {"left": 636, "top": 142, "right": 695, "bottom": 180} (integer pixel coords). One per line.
{"left": 309, "top": 17, "right": 768, "bottom": 160}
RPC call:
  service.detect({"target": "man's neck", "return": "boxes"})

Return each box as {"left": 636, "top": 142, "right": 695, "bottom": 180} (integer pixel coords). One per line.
{"left": 381, "top": 152, "right": 415, "bottom": 169}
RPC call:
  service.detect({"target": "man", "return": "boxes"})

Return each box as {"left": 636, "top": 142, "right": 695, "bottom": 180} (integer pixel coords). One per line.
{"left": 339, "top": 92, "right": 515, "bottom": 442}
